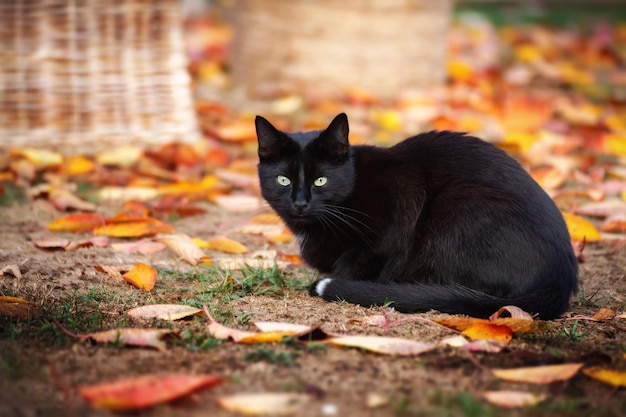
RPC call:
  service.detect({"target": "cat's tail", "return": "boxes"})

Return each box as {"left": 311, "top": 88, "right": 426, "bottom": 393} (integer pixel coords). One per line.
{"left": 309, "top": 278, "right": 571, "bottom": 320}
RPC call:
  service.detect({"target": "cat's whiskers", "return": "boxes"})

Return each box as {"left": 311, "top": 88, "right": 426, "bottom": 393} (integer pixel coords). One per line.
{"left": 318, "top": 204, "right": 377, "bottom": 245}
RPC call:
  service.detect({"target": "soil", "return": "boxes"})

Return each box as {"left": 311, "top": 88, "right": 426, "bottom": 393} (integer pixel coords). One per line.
{"left": 1, "top": 200, "right": 626, "bottom": 417}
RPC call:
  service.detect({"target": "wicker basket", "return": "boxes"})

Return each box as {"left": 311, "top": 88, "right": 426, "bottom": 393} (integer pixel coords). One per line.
{"left": 0, "top": 0, "right": 200, "bottom": 155}
{"left": 232, "top": 0, "right": 452, "bottom": 98}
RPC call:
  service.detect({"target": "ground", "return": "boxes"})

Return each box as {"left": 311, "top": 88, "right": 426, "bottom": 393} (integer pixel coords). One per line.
{"left": 1, "top": 199, "right": 625, "bottom": 417}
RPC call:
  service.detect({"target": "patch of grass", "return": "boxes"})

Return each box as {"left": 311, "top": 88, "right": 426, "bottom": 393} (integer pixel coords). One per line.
{"left": 0, "top": 182, "right": 27, "bottom": 206}
{"left": 169, "top": 263, "right": 311, "bottom": 305}
{"left": 559, "top": 320, "right": 584, "bottom": 341}
{"left": 245, "top": 346, "right": 300, "bottom": 368}
{"left": 427, "top": 391, "right": 495, "bottom": 417}
{"left": 178, "top": 329, "right": 221, "bottom": 351}
{"left": 573, "top": 288, "right": 603, "bottom": 308}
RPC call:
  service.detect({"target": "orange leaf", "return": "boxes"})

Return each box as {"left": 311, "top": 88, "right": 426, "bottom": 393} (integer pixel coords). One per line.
{"left": 561, "top": 211, "right": 602, "bottom": 242}
{"left": 211, "top": 120, "right": 257, "bottom": 142}
{"left": 93, "top": 218, "right": 174, "bottom": 237}
{"left": 461, "top": 322, "right": 513, "bottom": 343}
{"left": 122, "top": 263, "right": 157, "bottom": 291}
{"left": 250, "top": 213, "right": 282, "bottom": 224}
{"left": 62, "top": 155, "right": 94, "bottom": 176}
{"left": 78, "top": 374, "right": 223, "bottom": 411}
{"left": 47, "top": 213, "right": 105, "bottom": 233}
{"left": 491, "top": 363, "right": 583, "bottom": 384}
{"left": 583, "top": 367, "right": 626, "bottom": 387}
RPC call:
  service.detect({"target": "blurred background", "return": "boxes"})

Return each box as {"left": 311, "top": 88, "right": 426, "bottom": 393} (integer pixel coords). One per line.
{"left": 1, "top": 0, "right": 625, "bottom": 166}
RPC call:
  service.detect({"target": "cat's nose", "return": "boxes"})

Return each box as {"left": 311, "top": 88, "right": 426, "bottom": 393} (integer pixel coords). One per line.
{"left": 293, "top": 201, "right": 307, "bottom": 214}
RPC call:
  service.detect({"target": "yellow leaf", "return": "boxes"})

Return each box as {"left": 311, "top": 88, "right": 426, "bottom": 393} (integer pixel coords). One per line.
{"left": 93, "top": 218, "right": 174, "bottom": 238}
{"left": 203, "top": 236, "right": 248, "bottom": 254}
{"left": 492, "top": 363, "right": 583, "bottom": 384}
{"left": 63, "top": 156, "right": 94, "bottom": 175}
{"left": 501, "top": 131, "right": 539, "bottom": 153}
{"left": 13, "top": 148, "right": 63, "bottom": 168}
{"left": 603, "top": 134, "right": 626, "bottom": 156}
{"left": 447, "top": 59, "right": 474, "bottom": 82}
{"left": 122, "top": 263, "right": 157, "bottom": 291}
{"left": 561, "top": 212, "right": 602, "bottom": 242}
{"left": 583, "top": 367, "right": 626, "bottom": 387}
{"left": 96, "top": 146, "right": 143, "bottom": 167}
{"left": 0, "top": 296, "right": 40, "bottom": 319}
{"left": 515, "top": 44, "right": 542, "bottom": 63}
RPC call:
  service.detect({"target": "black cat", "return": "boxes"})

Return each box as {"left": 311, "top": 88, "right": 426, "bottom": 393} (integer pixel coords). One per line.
{"left": 255, "top": 113, "right": 578, "bottom": 319}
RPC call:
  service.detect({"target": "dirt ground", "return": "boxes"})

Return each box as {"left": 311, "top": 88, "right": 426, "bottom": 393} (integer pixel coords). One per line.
{"left": 1, "top": 200, "right": 626, "bottom": 417}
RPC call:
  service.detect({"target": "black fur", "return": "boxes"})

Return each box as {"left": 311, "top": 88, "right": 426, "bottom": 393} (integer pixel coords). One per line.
{"left": 255, "top": 113, "right": 578, "bottom": 319}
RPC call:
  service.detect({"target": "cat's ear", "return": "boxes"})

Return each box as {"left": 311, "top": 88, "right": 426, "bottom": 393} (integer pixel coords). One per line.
{"left": 319, "top": 113, "right": 350, "bottom": 158}
{"left": 255, "top": 116, "right": 283, "bottom": 160}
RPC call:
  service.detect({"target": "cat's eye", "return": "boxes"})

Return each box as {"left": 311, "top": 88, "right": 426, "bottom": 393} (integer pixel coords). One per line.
{"left": 277, "top": 175, "right": 291, "bottom": 186}
{"left": 314, "top": 176, "right": 328, "bottom": 187}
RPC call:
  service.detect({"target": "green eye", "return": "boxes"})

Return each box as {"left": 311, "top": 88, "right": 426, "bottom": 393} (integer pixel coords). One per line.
{"left": 277, "top": 175, "right": 291, "bottom": 186}
{"left": 314, "top": 176, "right": 328, "bottom": 187}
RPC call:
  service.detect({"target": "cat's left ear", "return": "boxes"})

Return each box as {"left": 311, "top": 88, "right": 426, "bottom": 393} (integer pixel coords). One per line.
{"left": 255, "top": 115, "right": 283, "bottom": 161}
{"left": 319, "top": 113, "right": 350, "bottom": 157}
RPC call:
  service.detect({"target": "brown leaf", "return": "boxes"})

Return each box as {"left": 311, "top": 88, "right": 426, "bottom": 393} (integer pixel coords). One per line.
{"left": 0, "top": 296, "right": 40, "bottom": 319}
{"left": 127, "top": 304, "right": 203, "bottom": 321}
{"left": 110, "top": 239, "right": 167, "bottom": 254}
{"left": 327, "top": 336, "right": 436, "bottom": 356}
{"left": 491, "top": 363, "right": 583, "bottom": 384}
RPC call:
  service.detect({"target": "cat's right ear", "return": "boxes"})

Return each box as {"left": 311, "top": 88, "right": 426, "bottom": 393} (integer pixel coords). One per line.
{"left": 255, "top": 116, "right": 282, "bottom": 160}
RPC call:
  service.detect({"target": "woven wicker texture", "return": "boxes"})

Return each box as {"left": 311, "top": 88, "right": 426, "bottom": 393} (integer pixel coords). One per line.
{"left": 0, "top": 0, "right": 200, "bottom": 154}
{"left": 232, "top": 0, "right": 452, "bottom": 98}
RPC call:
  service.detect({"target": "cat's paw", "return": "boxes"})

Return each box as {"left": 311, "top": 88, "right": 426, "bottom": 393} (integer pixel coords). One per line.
{"left": 308, "top": 278, "right": 334, "bottom": 298}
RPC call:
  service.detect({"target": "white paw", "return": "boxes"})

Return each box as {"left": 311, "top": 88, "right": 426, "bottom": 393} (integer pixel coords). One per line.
{"left": 314, "top": 278, "right": 333, "bottom": 297}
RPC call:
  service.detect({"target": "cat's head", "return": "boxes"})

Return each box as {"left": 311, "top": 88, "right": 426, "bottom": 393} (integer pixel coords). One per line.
{"left": 255, "top": 113, "right": 355, "bottom": 228}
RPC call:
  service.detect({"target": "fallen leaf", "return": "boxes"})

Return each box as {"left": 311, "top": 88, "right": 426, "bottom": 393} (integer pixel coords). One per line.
{"left": 110, "top": 239, "right": 167, "bottom": 254}
{"left": 217, "top": 393, "right": 310, "bottom": 415}
{"left": 79, "top": 374, "right": 223, "bottom": 411}
{"left": 156, "top": 233, "right": 207, "bottom": 265}
{"left": 561, "top": 212, "right": 602, "bottom": 242}
{"left": 199, "top": 236, "right": 248, "bottom": 253}
{"left": 0, "top": 296, "right": 40, "bottom": 319}
{"left": 327, "top": 336, "right": 436, "bottom": 356}
{"left": 483, "top": 390, "right": 547, "bottom": 408}
{"left": 13, "top": 148, "right": 63, "bottom": 168}
{"left": 491, "top": 363, "right": 583, "bottom": 384}
{"left": 582, "top": 367, "right": 626, "bottom": 387}
{"left": 127, "top": 304, "right": 202, "bottom": 321}
{"left": 93, "top": 217, "right": 174, "bottom": 238}
{"left": 95, "top": 146, "right": 143, "bottom": 167}
{"left": 47, "top": 213, "right": 105, "bottom": 233}
{"left": 32, "top": 236, "right": 71, "bottom": 250}
{"left": 0, "top": 264, "right": 22, "bottom": 279}
{"left": 94, "top": 264, "right": 135, "bottom": 278}
{"left": 53, "top": 318, "right": 175, "bottom": 351}
{"left": 122, "top": 263, "right": 157, "bottom": 291}
{"left": 462, "top": 339, "right": 507, "bottom": 353}
{"left": 97, "top": 186, "right": 160, "bottom": 202}
{"left": 48, "top": 188, "right": 96, "bottom": 211}
{"left": 490, "top": 306, "right": 535, "bottom": 321}
{"left": 591, "top": 308, "right": 617, "bottom": 322}
{"left": 65, "top": 236, "right": 110, "bottom": 251}
{"left": 461, "top": 322, "right": 513, "bottom": 343}
{"left": 250, "top": 213, "right": 282, "bottom": 224}
{"left": 204, "top": 306, "right": 256, "bottom": 342}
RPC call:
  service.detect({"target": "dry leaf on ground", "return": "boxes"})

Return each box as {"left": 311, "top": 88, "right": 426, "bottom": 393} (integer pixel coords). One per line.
{"left": 583, "top": 367, "right": 626, "bottom": 387}
{"left": 217, "top": 393, "right": 310, "bottom": 415}
{"left": 79, "top": 374, "right": 222, "bottom": 411}
{"left": 122, "top": 263, "right": 157, "bottom": 291}
{"left": 156, "top": 233, "right": 207, "bottom": 265}
{"left": 483, "top": 390, "right": 547, "bottom": 408}
{"left": 127, "top": 304, "right": 203, "bottom": 321}
{"left": 491, "top": 363, "right": 583, "bottom": 384}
